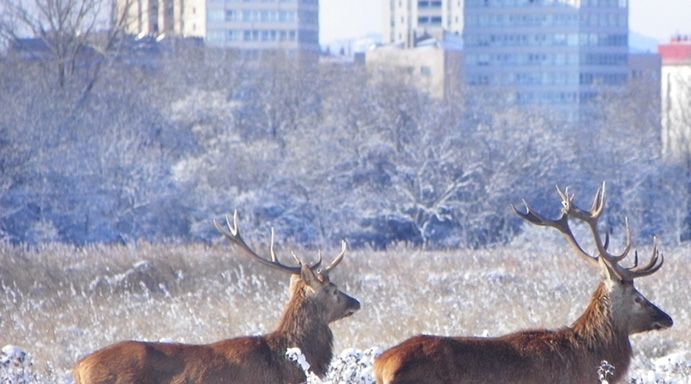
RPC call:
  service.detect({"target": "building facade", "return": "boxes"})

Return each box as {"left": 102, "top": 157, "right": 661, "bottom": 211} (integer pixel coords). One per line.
{"left": 463, "top": 0, "right": 629, "bottom": 120}
{"left": 383, "top": 0, "right": 464, "bottom": 45}
{"left": 659, "top": 36, "right": 691, "bottom": 159}
{"left": 118, "top": 0, "right": 319, "bottom": 56}
{"left": 367, "top": 34, "right": 464, "bottom": 99}
{"left": 118, "top": 0, "right": 206, "bottom": 37}
{"left": 205, "top": 0, "right": 319, "bottom": 54}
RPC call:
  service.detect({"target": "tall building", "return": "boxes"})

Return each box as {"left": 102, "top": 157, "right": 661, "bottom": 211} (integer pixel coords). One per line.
{"left": 205, "top": 0, "right": 319, "bottom": 54}
{"left": 463, "top": 0, "right": 629, "bottom": 120}
{"left": 659, "top": 36, "right": 691, "bottom": 159}
{"left": 118, "top": 0, "right": 319, "bottom": 56}
{"left": 383, "top": 0, "right": 464, "bottom": 45}
{"left": 118, "top": 0, "right": 206, "bottom": 37}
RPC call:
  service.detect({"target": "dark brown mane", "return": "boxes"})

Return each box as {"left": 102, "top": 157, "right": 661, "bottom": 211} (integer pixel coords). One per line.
{"left": 270, "top": 278, "right": 335, "bottom": 377}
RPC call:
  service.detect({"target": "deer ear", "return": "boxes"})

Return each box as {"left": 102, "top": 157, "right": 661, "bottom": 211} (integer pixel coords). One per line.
{"left": 300, "top": 263, "right": 320, "bottom": 288}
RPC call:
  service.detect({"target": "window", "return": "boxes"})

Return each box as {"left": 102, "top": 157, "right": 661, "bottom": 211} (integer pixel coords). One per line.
{"left": 207, "top": 29, "right": 224, "bottom": 41}
{"left": 279, "top": 11, "right": 296, "bottom": 22}
{"left": 227, "top": 30, "right": 242, "bottom": 41}
{"left": 207, "top": 9, "right": 224, "bottom": 22}
{"left": 225, "top": 10, "right": 238, "bottom": 21}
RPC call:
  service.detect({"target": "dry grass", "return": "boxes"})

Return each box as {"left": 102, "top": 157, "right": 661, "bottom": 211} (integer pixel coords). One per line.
{"left": 1, "top": 236, "right": 689, "bottom": 382}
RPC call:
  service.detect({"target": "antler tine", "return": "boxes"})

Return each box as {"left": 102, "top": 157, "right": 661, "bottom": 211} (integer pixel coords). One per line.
{"left": 270, "top": 228, "right": 278, "bottom": 263}
{"left": 512, "top": 198, "right": 599, "bottom": 267}
{"left": 320, "top": 240, "right": 347, "bottom": 275}
{"left": 519, "top": 184, "right": 665, "bottom": 282}
{"left": 288, "top": 249, "right": 322, "bottom": 270}
{"left": 589, "top": 182, "right": 606, "bottom": 219}
{"left": 559, "top": 183, "right": 634, "bottom": 267}
{"left": 214, "top": 212, "right": 302, "bottom": 275}
{"left": 556, "top": 185, "right": 572, "bottom": 211}
{"left": 600, "top": 219, "right": 633, "bottom": 266}
{"left": 622, "top": 237, "right": 665, "bottom": 279}
{"left": 312, "top": 249, "right": 323, "bottom": 270}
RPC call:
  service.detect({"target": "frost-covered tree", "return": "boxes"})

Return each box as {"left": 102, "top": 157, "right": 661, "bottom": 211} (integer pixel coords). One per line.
{"left": 0, "top": 0, "right": 132, "bottom": 94}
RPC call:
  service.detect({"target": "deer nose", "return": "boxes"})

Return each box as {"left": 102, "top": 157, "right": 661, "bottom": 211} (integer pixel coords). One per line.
{"left": 347, "top": 298, "right": 361, "bottom": 315}
{"left": 653, "top": 313, "right": 673, "bottom": 329}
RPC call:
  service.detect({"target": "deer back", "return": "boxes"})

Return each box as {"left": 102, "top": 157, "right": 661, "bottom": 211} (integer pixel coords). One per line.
{"left": 73, "top": 213, "right": 360, "bottom": 384}
{"left": 374, "top": 183, "right": 671, "bottom": 384}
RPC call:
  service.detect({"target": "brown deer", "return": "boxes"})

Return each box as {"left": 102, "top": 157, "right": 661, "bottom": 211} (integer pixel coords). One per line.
{"left": 374, "top": 183, "right": 672, "bottom": 384}
{"left": 72, "top": 212, "right": 360, "bottom": 384}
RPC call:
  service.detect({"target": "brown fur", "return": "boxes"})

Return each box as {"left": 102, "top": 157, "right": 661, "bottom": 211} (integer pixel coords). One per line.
{"left": 374, "top": 281, "right": 671, "bottom": 384}
{"left": 73, "top": 266, "right": 360, "bottom": 384}
{"left": 375, "top": 185, "right": 674, "bottom": 384}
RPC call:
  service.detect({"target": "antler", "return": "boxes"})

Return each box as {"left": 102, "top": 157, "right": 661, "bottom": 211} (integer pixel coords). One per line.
{"left": 513, "top": 182, "right": 663, "bottom": 282}
{"left": 214, "top": 211, "right": 347, "bottom": 276}
{"left": 320, "top": 240, "right": 347, "bottom": 276}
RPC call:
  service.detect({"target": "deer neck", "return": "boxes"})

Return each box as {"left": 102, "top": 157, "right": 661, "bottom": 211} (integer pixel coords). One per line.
{"left": 272, "top": 287, "right": 334, "bottom": 377}
{"left": 570, "top": 282, "right": 632, "bottom": 377}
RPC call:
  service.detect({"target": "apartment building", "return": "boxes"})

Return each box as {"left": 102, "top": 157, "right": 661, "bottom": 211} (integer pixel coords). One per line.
{"left": 204, "top": 0, "right": 319, "bottom": 54}
{"left": 383, "top": 0, "right": 464, "bottom": 45}
{"left": 118, "top": 0, "right": 206, "bottom": 37}
{"left": 659, "top": 36, "right": 691, "bottom": 159}
{"left": 463, "top": 0, "right": 629, "bottom": 120}
{"left": 118, "top": 0, "right": 319, "bottom": 56}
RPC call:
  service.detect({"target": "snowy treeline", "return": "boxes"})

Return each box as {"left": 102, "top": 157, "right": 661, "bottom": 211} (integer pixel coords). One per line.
{"left": 1, "top": 42, "right": 689, "bottom": 247}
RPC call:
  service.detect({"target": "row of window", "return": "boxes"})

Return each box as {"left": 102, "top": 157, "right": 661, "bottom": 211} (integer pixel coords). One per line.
{"left": 515, "top": 91, "right": 579, "bottom": 105}
{"left": 392, "top": 0, "right": 461, "bottom": 8}
{"left": 465, "top": 12, "right": 626, "bottom": 28}
{"left": 516, "top": 90, "right": 603, "bottom": 105}
{"left": 207, "top": 28, "right": 318, "bottom": 43}
{"left": 207, "top": 9, "right": 300, "bottom": 22}
{"left": 418, "top": 0, "right": 442, "bottom": 7}
{"left": 418, "top": 16, "right": 442, "bottom": 25}
{"left": 208, "top": 0, "right": 317, "bottom": 4}
{"left": 466, "top": 52, "right": 627, "bottom": 66}
{"left": 467, "top": 71, "right": 627, "bottom": 86}
{"left": 466, "top": 0, "right": 626, "bottom": 7}
{"left": 465, "top": 33, "right": 627, "bottom": 47}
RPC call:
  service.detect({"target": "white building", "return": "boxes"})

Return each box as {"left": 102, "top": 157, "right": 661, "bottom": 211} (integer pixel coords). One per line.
{"left": 118, "top": 0, "right": 206, "bottom": 37}
{"left": 659, "top": 36, "right": 691, "bottom": 159}
{"left": 383, "top": 0, "right": 464, "bottom": 46}
{"left": 118, "top": 0, "right": 319, "bottom": 57}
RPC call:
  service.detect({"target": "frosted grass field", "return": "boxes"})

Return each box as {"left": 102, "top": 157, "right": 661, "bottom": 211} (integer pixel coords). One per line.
{"left": 1, "top": 230, "right": 689, "bottom": 383}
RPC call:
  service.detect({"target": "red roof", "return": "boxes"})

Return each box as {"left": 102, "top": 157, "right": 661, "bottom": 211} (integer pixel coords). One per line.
{"left": 659, "top": 36, "right": 691, "bottom": 64}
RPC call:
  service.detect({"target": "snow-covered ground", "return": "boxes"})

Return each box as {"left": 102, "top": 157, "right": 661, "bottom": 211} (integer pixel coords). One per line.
{"left": 2, "top": 344, "right": 689, "bottom": 383}
{"left": 2, "top": 239, "right": 689, "bottom": 383}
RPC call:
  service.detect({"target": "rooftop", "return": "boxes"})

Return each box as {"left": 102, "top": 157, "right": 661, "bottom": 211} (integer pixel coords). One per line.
{"left": 659, "top": 35, "right": 691, "bottom": 65}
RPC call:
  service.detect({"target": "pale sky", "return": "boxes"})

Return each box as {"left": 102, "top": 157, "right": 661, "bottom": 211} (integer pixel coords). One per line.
{"left": 319, "top": 0, "right": 691, "bottom": 45}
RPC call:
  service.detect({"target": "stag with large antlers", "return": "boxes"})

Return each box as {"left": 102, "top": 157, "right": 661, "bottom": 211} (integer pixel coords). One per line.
{"left": 73, "top": 212, "right": 360, "bottom": 384}
{"left": 374, "top": 183, "right": 672, "bottom": 384}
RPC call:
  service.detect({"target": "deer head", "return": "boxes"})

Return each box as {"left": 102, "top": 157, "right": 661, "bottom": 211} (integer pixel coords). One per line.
{"left": 214, "top": 211, "right": 360, "bottom": 325}
{"left": 514, "top": 182, "right": 673, "bottom": 336}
